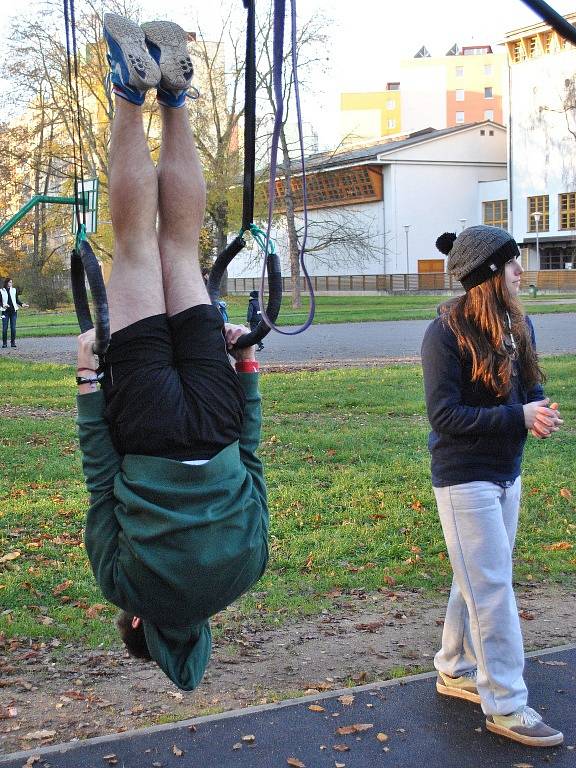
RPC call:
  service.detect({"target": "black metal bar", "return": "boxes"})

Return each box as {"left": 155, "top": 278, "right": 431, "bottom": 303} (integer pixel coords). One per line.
{"left": 242, "top": 0, "right": 256, "bottom": 231}
{"left": 520, "top": 0, "right": 576, "bottom": 44}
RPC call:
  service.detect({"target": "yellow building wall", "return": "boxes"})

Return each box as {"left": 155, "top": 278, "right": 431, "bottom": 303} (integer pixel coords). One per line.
{"left": 340, "top": 91, "right": 401, "bottom": 143}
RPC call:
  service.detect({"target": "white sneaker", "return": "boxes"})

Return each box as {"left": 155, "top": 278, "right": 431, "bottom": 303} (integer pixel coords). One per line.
{"left": 486, "top": 705, "right": 563, "bottom": 747}
{"left": 436, "top": 669, "right": 480, "bottom": 704}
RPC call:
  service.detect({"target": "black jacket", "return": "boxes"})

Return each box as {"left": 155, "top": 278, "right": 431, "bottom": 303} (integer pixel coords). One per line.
{"left": 421, "top": 315, "right": 544, "bottom": 487}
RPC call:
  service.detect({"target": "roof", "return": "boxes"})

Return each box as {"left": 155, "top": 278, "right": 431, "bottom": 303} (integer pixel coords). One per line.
{"left": 302, "top": 121, "right": 505, "bottom": 172}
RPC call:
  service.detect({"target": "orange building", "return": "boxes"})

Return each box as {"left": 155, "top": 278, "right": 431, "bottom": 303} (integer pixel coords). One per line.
{"left": 339, "top": 45, "right": 507, "bottom": 145}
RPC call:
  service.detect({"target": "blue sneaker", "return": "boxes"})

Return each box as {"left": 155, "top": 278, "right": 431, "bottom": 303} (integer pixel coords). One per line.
{"left": 103, "top": 13, "right": 161, "bottom": 106}
{"left": 141, "top": 21, "right": 194, "bottom": 108}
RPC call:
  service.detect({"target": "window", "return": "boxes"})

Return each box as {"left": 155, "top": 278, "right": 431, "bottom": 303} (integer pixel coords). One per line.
{"left": 528, "top": 36, "right": 538, "bottom": 57}
{"left": 455, "top": 66, "right": 464, "bottom": 77}
{"left": 480, "top": 129, "right": 486, "bottom": 136}
{"left": 559, "top": 192, "right": 576, "bottom": 230}
{"left": 387, "top": 100, "right": 396, "bottom": 110}
{"left": 484, "top": 87, "right": 493, "bottom": 99}
{"left": 387, "top": 82, "right": 400, "bottom": 91}
{"left": 387, "top": 118, "right": 396, "bottom": 129}
{"left": 455, "top": 89, "right": 465, "bottom": 101}
{"left": 455, "top": 111, "right": 465, "bottom": 123}
{"left": 527, "top": 195, "right": 549, "bottom": 231}
{"left": 483, "top": 199, "right": 508, "bottom": 229}
{"left": 484, "top": 64, "right": 493, "bottom": 76}
{"left": 484, "top": 110, "right": 494, "bottom": 121}
{"left": 489, "top": 130, "right": 494, "bottom": 136}
{"left": 272, "top": 165, "right": 383, "bottom": 212}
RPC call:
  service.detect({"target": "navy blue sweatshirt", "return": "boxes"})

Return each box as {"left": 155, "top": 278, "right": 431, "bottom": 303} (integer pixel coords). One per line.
{"left": 421, "top": 315, "right": 544, "bottom": 487}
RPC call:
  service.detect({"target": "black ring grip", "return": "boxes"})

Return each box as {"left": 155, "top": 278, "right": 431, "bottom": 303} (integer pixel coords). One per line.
{"left": 233, "top": 251, "right": 282, "bottom": 349}
{"left": 71, "top": 240, "right": 110, "bottom": 357}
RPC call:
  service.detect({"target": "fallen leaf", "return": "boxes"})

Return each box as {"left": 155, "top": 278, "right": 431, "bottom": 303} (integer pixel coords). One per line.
{"left": 172, "top": 745, "right": 184, "bottom": 757}
{"left": 376, "top": 733, "right": 389, "bottom": 742}
{"left": 518, "top": 609, "right": 535, "bottom": 621}
{"left": 335, "top": 763, "right": 346, "bottom": 768}
{"left": 52, "top": 579, "right": 73, "bottom": 596}
{"left": 85, "top": 603, "right": 106, "bottom": 618}
{"left": 0, "top": 551, "right": 21, "bottom": 564}
{"left": 512, "top": 763, "right": 534, "bottom": 768}
{"left": 354, "top": 622, "right": 384, "bottom": 633}
{"left": 241, "top": 734, "right": 256, "bottom": 743}
{"left": 559, "top": 488, "right": 572, "bottom": 500}
{"left": 286, "top": 759, "right": 305, "bottom": 768}
{"left": 336, "top": 723, "right": 373, "bottom": 735}
{"left": 103, "top": 755, "right": 118, "bottom": 765}
{"left": 166, "top": 690, "right": 184, "bottom": 701}
{"left": 338, "top": 695, "right": 354, "bottom": 706}
{"left": 23, "top": 758, "right": 41, "bottom": 767}
{"left": 0, "top": 706, "right": 17, "bottom": 719}
{"left": 24, "top": 729, "right": 56, "bottom": 740}
{"left": 537, "top": 659, "right": 567, "bottom": 666}
{"left": 333, "top": 744, "right": 350, "bottom": 752}
{"left": 232, "top": 742, "right": 242, "bottom": 750}
{"left": 542, "top": 541, "right": 572, "bottom": 551}
{"left": 308, "top": 704, "right": 325, "bottom": 712}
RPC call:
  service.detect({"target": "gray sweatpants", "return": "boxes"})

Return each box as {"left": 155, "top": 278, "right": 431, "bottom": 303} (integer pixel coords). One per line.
{"left": 433, "top": 477, "right": 528, "bottom": 715}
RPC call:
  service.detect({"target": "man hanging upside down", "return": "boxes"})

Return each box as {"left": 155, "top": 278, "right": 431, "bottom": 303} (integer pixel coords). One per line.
{"left": 76, "top": 14, "right": 268, "bottom": 690}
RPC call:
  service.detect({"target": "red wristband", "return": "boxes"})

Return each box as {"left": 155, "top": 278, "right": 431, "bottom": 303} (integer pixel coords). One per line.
{"left": 235, "top": 360, "right": 259, "bottom": 373}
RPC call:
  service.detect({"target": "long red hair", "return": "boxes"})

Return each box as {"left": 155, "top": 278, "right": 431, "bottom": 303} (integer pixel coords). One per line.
{"left": 445, "top": 272, "right": 544, "bottom": 398}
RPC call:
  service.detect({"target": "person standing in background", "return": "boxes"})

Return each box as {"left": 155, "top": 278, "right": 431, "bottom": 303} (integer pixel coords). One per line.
{"left": 1, "top": 278, "right": 29, "bottom": 348}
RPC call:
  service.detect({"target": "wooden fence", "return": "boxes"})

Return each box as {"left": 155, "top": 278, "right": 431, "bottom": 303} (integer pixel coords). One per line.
{"left": 225, "top": 270, "right": 576, "bottom": 294}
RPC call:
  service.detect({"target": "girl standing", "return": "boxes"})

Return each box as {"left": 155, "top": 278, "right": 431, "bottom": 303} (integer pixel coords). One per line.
{"left": 421, "top": 225, "right": 564, "bottom": 747}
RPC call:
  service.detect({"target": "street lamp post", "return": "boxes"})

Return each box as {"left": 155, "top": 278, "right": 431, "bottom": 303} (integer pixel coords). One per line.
{"left": 531, "top": 211, "right": 542, "bottom": 267}
{"left": 459, "top": 218, "right": 467, "bottom": 232}
{"left": 403, "top": 225, "right": 410, "bottom": 275}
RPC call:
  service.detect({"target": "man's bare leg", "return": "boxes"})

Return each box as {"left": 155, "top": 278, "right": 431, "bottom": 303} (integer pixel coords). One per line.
{"left": 107, "top": 98, "right": 165, "bottom": 334}
{"left": 156, "top": 105, "right": 209, "bottom": 317}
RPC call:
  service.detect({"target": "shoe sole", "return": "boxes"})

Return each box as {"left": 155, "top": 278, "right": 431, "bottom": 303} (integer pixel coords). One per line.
{"left": 486, "top": 718, "right": 564, "bottom": 747}
{"left": 141, "top": 21, "right": 193, "bottom": 91}
{"left": 103, "top": 13, "right": 160, "bottom": 91}
{"left": 436, "top": 680, "right": 481, "bottom": 705}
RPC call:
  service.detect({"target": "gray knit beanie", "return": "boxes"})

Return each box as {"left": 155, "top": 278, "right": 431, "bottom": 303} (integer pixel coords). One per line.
{"left": 436, "top": 225, "right": 519, "bottom": 291}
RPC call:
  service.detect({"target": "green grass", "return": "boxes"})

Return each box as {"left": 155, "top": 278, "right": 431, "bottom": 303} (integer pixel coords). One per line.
{"left": 0, "top": 357, "right": 575, "bottom": 648}
{"left": 15, "top": 293, "right": 576, "bottom": 337}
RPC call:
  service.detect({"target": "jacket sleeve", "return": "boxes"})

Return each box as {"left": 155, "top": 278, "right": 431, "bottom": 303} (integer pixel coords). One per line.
{"left": 421, "top": 319, "right": 526, "bottom": 437}
{"left": 237, "top": 371, "right": 268, "bottom": 524}
{"left": 76, "top": 390, "right": 123, "bottom": 604}
{"left": 525, "top": 315, "right": 545, "bottom": 403}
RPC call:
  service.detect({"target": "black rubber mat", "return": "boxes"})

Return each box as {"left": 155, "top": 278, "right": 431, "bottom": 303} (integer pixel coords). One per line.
{"left": 1, "top": 647, "right": 574, "bottom": 767}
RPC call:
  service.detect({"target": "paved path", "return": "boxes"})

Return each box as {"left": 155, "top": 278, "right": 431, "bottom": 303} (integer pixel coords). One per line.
{"left": 1, "top": 645, "right": 574, "bottom": 768}
{"left": 6, "top": 313, "right": 576, "bottom": 366}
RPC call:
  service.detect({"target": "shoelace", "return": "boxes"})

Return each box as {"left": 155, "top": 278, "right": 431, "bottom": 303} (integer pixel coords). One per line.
{"left": 513, "top": 706, "right": 542, "bottom": 726}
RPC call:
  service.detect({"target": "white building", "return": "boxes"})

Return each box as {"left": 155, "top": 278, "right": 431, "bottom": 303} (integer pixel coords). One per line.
{"left": 228, "top": 122, "right": 507, "bottom": 279}
{"left": 481, "top": 13, "right": 576, "bottom": 270}
{"left": 507, "top": 13, "right": 576, "bottom": 269}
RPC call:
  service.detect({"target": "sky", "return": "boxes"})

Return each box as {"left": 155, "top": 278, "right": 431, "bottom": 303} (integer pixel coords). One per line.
{"left": 1, "top": 0, "right": 575, "bottom": 147}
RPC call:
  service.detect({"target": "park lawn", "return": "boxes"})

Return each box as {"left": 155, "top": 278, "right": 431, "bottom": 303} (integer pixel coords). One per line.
{"left": 15, "top": 292, "right": 576, "bottom": 337}
{"left": 0, "top": 357, "right": 574, "bottom": 649}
